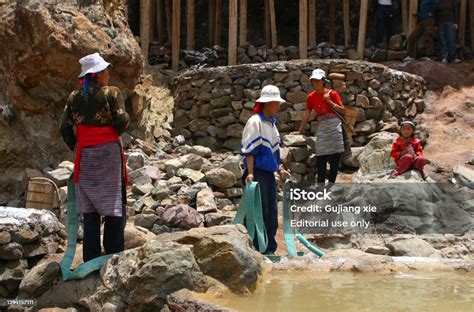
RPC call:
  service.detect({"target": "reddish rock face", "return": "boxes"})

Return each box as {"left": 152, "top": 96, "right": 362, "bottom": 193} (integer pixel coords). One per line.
{"left": 0, "top": 1, "right": 143, "bottom": 193}
{"left": 386, "top": 60, "right": 474, "bottom": 90}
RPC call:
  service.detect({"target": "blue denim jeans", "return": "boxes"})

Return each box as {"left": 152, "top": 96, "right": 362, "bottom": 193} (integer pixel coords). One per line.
{"left": 437, "top": 22, "right": 459, "bottom": 60}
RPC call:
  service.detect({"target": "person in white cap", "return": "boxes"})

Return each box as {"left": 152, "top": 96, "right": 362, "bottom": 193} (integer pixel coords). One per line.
{"left": 298, "top": 68, "right": 346, "bottom": 186}
{"left": 60, "top": 52, "right": 129, "bottom": 262}
{"left": 241, "top": 85, "right": 289, "bottom": 255}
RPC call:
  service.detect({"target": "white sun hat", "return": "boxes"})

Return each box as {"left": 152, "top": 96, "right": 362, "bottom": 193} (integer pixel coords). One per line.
{"left": 78, "top": 53, "right": 111, "bottom": 78}
{"left": 309, "top": 68, "right": 326, "bottom": 80}
{"left": 256, "top": 85, "right": 285, "bottom": 103}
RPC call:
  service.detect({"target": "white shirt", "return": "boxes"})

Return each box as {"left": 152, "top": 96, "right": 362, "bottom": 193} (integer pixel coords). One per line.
{"left": 378, "top": 0, "right": 392, "bottom": 5}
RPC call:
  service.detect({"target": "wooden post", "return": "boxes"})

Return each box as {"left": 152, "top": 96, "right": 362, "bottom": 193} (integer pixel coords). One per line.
{"left": 186, "top": 0, "right": 195, "bottom": 50}
{"left": 408, "top": 0, "right": 418, "bottom": 38}
{"left": 343, "top": 0, "right": 350, "bottom": 47}
{"left": 329, "top": 0, "right": 337, "bottom": 44}
{"left": 228, "top": 0, "right": 238, "bottom": 65}
{"left": 401, "top": 0, "right": 408, "bottom": 35}
{"left": 171, "top": 0, "right": 180, "bottom": 71}
{"left": 165, "top": 0, "right": 172, "bottom": 43}
{"left": 140, "top": 0, "right": 151, "bottom": 64}
{"left": 214, "top": 0, "right": 223, "bottom": 46}
{"left": 239, "top": 0, "right": 248, "bottom": 46}
{"left": 308, "top": 0, "right": 317, "bottom": 47}
{"left": 209, "top": 0, "right": 216, "bottom": 45}
{"left": 156, "top": 0, "right": 166, "bottom": 44}
{"left": 264, "top": 0, "right": 271, "bottom": 47}
{"left": 357, "top": 0, "right": 369, "bottom": 59}
{"left": 269, "top": 0, "right": 277, "bottom": 48}
{"left": 458, "top": 0, "right": 467, "bottom": 55}
{"left": 470, "top": 0, "right": 474, "bottom": 54}
{"left": 299, "top": 0, "right": 308, "bottom": 59}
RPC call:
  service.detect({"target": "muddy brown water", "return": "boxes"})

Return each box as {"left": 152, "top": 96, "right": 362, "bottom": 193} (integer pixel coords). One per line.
{"left": 200, "top": 271, "right": 474, "bottom": 311}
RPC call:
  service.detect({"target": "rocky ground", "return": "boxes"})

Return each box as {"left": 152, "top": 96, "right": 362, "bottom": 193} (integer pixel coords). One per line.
{"left": 0, "top": 1, "right": 473, "bottom": 311}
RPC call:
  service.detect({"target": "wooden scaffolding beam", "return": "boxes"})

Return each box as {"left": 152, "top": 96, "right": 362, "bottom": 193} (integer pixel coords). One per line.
{"left": 308, "top": 0, "right": 317, "bottom": 47}
{"left": 228, "top": 0, "right": 238, "bottom": 65}
{"left": 357, "top": 0, "right": 369, "bottom": 60}
{"left": 401, "top": 0, "right": 408, "bottom": 35}
{"left": 239, "top": 0, "right": 248, "bottom": 46}
{"left": 329, "top": 0, "right": 337, "bottom": 44}
{"left": 343, "top": 0, "right": 350, "bottom": 47}
{"left": 299, "top": 0, "right": 308, "bottom": 59}
{"left": 171, "top": 0, "right": 180, "bottom": 71}
{"left": 408, "top": 0, "right": 418, "bottom": 38}
{"left": 186, "top": 0, "right": 195, "bottom": 50}
{"left": 214, "top": 0, "right": 223, "bottom": 46}
{"left": 140, "top": 0, "right": 152, "bottom": 64}
{"left": 269, "top": 0, "right": 278, "bottom": 48}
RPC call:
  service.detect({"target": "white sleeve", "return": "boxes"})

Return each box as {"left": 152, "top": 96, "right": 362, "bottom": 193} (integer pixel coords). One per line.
{"left": 241, "top": 116, "right": 262, "bottom": 155}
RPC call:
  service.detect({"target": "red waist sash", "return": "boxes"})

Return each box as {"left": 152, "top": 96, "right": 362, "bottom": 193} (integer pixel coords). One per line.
{"left": 74, "top": 125, "right": 129, "bottom": 185}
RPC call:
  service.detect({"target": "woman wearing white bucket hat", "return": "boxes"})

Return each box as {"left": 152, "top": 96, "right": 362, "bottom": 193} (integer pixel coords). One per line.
{"left": 60, "top": 52, "right": 129, "bottom": 262}
{"left": 241, "top": 85, "right": 289, "bottom": 254}
{"left": 298, "top": 68, "right": 346, "bottom": 186}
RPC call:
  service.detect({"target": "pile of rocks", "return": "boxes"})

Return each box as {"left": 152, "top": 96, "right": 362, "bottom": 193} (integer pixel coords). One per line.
{"left": 148, "top": 36, "right": 418, "bottom": 71}
{"left": 149, "top": 42, "right": 351, "bottom": 70}
{"left": 0, "top": 207, "right": 66, "bottom": 298}
{"left": 125, "top": 138, "right": 244, "bottom": 233}
{"left": 172, "top": 59, "right": 426, "bottom": 153}
{"left": 364, "top": 34, "right": 409, "bottom": 62}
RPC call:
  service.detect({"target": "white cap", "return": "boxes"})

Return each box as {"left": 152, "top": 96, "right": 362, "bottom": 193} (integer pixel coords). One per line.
{"left": 256, "top": 85, "right": 285, "bottom": 103}
{"left": 78, "top": 53, "right": 111, "bottom": 78}
{"left": 309, "top": 68, "right": 326, "bottom": 80}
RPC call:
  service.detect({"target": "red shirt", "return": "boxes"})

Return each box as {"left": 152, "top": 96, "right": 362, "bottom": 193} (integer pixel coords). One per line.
{"left": 390, "top": 136, "right": 423, "bottom": 165}
{"left": 306, "top": 89, "right": 343, "bottom": 115}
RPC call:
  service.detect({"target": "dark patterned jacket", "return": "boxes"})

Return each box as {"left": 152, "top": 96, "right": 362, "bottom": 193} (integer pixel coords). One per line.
{"left": 60, "top": 85, "right": 129, "bottom": 151}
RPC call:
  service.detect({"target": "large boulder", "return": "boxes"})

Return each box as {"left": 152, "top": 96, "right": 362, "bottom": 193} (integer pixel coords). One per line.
{"left": 386, "top": 237, "right": 442, "bottom": 258}
{"left": 356, "top": 132, "right": 398, "bottom": 175}
{"left": 32, "top": 225, "right": 262, "bottom": 311}
{"left": 453, "top": 166, "right": 474, "bottom": 189}
{"left": 0, "top": 0, "right": 143, "bottom": 194}
{"left": 155, "top": 225, "right": 262, "bottom": 293}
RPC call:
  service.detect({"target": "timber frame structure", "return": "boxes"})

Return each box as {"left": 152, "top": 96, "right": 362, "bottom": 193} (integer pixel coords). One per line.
{"left": 138, "top": 0, "right": 474, "bottom": 70}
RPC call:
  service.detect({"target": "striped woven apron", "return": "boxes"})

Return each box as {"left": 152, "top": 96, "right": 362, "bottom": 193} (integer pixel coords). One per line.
{"left": 315, "top": 113, "right": 345, "bottom": 156}
{"left": 75, "top": 142, "right": 123, "bottom": 217}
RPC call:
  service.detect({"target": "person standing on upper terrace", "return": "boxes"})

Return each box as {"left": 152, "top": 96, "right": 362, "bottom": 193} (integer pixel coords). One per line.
{"left": 404, "top": 0, "right": 439, "bottom": 62}
{"left": 374, "top": 0, "right": 395, "bottom": 48}
{"left": 436, "top": 0, "right": 462, "bottom": 64}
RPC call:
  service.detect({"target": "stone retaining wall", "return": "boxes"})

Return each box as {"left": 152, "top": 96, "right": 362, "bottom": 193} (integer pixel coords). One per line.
{"left": 172, "top": 59, "right": 426, "bottom": 150}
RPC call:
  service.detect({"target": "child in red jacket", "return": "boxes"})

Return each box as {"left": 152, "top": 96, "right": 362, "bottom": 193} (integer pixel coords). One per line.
{"left": 390, "top": 120, "right": 428, "bottom": 179}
